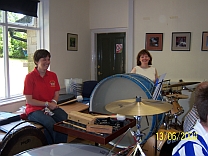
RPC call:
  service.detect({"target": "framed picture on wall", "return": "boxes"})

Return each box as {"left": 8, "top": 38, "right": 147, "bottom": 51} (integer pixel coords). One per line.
{"left": 67, "top": 33, "right": 78, "bottom": 51}
{"left": 145, "top": 33, "right": 163, "bottom": 51}
{"left": 171, "top": 32, "right": 191, "bottom": 51}
{"left": 201, "top": 31, "right": 208, "bottom": 51}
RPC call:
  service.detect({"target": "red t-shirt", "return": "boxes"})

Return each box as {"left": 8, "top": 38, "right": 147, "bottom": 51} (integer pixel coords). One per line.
{"left": 23, "top": 68, "right": 60, "bottom": 115}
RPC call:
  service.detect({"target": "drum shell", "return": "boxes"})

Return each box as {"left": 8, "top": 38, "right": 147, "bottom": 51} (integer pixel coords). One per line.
{"left": 171, "top": 101, "right": 184, "bottom": 116}
{"left": 0, "top": 126, "right": 47, "bottom": 156}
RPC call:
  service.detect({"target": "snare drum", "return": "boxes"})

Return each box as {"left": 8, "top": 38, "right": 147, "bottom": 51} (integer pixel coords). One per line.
{"left": 0, "top": 126, "right": 47, "bottom": 156}
{"left": 171, "top": 100, "right": 184, "bottom": 116}
{"left": 90, "top": 73, "right": 165, "bottom": 146}
{"left": 142, "top": 127, "right": 181, "bottom": 156}
{"left": 15, "top": 143, "right": 114, "bottom": 156}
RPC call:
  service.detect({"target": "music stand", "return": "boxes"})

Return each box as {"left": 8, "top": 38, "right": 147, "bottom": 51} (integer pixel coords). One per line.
{"left": 152, "top": 73, "right": 166, "bottom": 100}
{"left": 151, "top": 73, "right": 167, "bottom": 156}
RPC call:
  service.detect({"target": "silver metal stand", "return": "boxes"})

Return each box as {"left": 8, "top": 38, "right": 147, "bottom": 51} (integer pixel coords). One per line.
{"left": 108, "top": 117, "right": 146, "bottom": 156}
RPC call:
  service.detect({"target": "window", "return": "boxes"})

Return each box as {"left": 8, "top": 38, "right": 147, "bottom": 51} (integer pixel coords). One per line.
{"left": 0, "top": 7, "right": 41, "bottom": 102}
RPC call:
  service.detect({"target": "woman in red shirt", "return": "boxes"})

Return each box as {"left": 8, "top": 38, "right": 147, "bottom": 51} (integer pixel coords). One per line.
{"left": 24, "top": 49, "right": 68, "bottom": 144}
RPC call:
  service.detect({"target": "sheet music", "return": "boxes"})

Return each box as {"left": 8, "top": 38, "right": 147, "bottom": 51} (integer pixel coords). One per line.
{"left": 153, "top": 73, "right": 166, "bottom": 100}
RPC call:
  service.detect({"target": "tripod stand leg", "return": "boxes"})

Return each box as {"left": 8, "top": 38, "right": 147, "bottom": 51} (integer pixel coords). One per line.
{"left": 127, "top": 142, "right": 146, "bottom": 156}
{"left": 126, "top": 144, "right": 137, "bottom": 156}
{"left": 108, "top": 128, "right": 136, "bottom": 155}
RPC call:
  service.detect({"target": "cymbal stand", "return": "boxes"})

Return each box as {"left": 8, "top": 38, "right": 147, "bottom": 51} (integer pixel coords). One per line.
{"left": 127, "top": 142, "right": 145, "bottom": 156}
{"left": 108, "top": 116, "right": 145, "bottom": 156}
{"left": 171, "top": 113, "right": 183, "bottom": 130}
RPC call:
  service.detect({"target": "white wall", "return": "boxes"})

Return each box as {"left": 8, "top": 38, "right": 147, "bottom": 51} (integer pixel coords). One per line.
{"left": 89, "top": 0, "right": 128, "bottom": 29}
{"left": 0, "top": 100, "right": 25, "bottom": 112}
{"left": 134, "top": 0, "right": 208, "bottom": 82}
{"left": 49, "top": 0, "right": 91, "bottom": 88}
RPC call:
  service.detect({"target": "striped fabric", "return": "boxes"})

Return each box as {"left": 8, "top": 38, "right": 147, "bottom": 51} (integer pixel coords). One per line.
{"left": 172, "top": 121, "right": 208, "bottom": 156}
{"left": 183, "top": 104, "right": 199, "bottom": 132}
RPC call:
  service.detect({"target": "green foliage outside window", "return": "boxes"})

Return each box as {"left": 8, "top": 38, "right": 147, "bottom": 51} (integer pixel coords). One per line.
{"left": 0, "top": 11, "right": 28, "bottom": 59}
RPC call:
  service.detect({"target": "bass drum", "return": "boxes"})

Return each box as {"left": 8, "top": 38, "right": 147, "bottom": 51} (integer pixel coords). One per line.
{"left": 0, "top": 126, "right": 48, "bottom": 156}
{"left": 90, "top": 73, "right": 164, "bottom": 146}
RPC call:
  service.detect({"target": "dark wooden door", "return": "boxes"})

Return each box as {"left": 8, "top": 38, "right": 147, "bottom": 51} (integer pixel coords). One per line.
{"left": 97, "top": 33, "right": 126, "bottom": 81}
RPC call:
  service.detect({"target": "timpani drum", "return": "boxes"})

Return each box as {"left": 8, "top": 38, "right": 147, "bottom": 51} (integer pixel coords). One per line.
{"left": 0, "top": 126, "right": 48, "bottom": 156}
{"left": 15, "top": 143, "right": 114, "bottom": 156}
{"left": 90, "top": 73, "right": 165, "bottom": 147}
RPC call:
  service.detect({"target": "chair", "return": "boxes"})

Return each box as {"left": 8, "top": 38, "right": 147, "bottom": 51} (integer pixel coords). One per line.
{"left": 82, "top": 80, "right": 98, "bottom": 102}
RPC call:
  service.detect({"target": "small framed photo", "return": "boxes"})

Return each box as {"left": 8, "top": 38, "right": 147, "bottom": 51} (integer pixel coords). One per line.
{"left": 201, "top": 31, "right": 208, "bottom": 51}
{"left": 171, "top": 32, "right": 191, "bottom": 51}
{"left": 145, "top": 33, "right": 163, "bottom": 51}
{"left": 67, "top": 33, "right": 78, "bottom": 51}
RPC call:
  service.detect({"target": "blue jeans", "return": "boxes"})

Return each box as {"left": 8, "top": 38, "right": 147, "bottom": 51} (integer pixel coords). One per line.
{"left": 28, "top": 108, "right": 68, "bottom": 144}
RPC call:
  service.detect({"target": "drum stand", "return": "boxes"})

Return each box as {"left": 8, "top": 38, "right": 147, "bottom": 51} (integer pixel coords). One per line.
{"left": 108, "top": 116, "right": 146, "bottom": 156}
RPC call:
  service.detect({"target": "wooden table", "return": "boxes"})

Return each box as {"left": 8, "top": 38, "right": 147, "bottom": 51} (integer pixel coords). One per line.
{"left": 59, "top": 102, "right": 89, "bottom": 114}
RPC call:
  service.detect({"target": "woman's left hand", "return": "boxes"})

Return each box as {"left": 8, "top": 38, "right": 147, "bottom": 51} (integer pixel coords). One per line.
{"left": 48, "top": 102, "right": 59, "bottom": 110}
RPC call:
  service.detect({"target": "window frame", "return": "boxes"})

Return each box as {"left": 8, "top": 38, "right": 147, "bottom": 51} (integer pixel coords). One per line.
{"left": 0, "top": 2, "right": 43, "bottom": 105}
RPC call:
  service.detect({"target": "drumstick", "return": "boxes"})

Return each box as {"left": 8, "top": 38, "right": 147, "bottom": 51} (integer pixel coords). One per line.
{"left": 58, "top": 95, "right": 83, "bottom": 106}
{"left": 94, "top": 114, "right": 126, "bottom": 120}
{"left": 58, "top": 99, "right": 77, "bottom": 106}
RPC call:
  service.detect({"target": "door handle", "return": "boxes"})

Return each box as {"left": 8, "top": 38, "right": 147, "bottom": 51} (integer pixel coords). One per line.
{"left": 98, "top": 71, "right": 102, "bottom": 75}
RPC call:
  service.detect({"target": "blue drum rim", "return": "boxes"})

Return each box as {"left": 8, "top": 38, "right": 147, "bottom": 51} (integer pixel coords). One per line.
{"left": 90, "top": 74, "right": 153, "bottom": 101}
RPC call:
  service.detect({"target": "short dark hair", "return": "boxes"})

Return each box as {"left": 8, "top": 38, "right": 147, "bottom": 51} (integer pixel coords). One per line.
{"left": 136, "top": 49, "right": 152, "bottom": 66}
{"left": 195, "top": 82, "right": 208, "bottom": 123}
{"left": 33, "top": 49, "right": 51, "bottom": 65}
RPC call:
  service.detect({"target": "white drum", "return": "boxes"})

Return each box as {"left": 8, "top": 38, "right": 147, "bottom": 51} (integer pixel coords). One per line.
{"left": 15, "top": 143, "right": 114, "bottom": 156}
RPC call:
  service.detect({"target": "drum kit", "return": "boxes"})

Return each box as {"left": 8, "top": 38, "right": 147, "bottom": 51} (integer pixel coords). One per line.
{"left": 104, "top": 80, "right": 200, "bottom": 156}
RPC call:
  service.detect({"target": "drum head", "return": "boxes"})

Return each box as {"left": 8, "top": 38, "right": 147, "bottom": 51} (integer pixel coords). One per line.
{"left": 90, "top": 74, "right": 164, "bottom": 147}
{"left": 90, "top": 74, "right": 154, "bottom": 114}
{"left": 15, "top": 143, "right": 114, "bottom": 156}
{"left": 0, "top": 126, "right": 48, "bottom": 156}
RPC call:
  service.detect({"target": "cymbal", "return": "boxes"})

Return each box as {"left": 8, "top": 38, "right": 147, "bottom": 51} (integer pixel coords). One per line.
{"left": 167, "top": 82, "right": 200, "bottom": 88}
{"left": 105, "top": 98, "right": 172, "bottom": 116}
{"left": 163, "top": 79, "right": 171, "bottom": 82}
{"left": 166, "top": 94, "right": 188, "bottom": 99}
